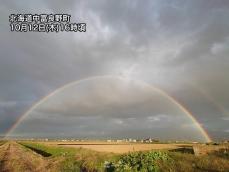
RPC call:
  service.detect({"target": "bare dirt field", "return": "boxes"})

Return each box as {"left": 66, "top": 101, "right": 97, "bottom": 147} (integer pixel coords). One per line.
{"left": 46, "top": 141, "right": 188, "bottom": 153}
{"left": 59, "top": 144, "right": 179, "bottom": 153}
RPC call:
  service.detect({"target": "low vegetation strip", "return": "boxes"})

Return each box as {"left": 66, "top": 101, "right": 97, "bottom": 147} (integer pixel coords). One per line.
{"left": 0, "top": 141, "right": 6, "bottom": 146}
{"left": 19, "top": 142, "right": 76, "bottom": 157}
{"left": 21, "top": 144, "right": 52, "bottom": 157}
{"left": 18, "top": 142, "right": 119, "bottom": 171}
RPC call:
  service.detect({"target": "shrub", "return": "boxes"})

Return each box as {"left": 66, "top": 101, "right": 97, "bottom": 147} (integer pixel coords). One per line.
{"left": 104, "top": 151, "right": 170, "bottom": 172}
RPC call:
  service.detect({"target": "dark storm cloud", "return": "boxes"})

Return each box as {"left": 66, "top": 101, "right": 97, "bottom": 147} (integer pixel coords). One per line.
{"left": 1, "top": 0, "right": 229, "bottom": 140}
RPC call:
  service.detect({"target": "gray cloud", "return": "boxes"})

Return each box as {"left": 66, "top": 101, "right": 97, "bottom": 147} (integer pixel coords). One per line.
{"left": 9, "top": 77, "right": 207, "bottom": 141}
{"left": 1, "top": 0, "right": 229, "bottom": 140}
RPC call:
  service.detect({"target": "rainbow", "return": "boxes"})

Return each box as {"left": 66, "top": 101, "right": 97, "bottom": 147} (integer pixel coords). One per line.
{"left": 188, "top": 82, "right": 229, "bottom": 117}
{"left": 5, "top": 75, "right": 212, "bottom": 142}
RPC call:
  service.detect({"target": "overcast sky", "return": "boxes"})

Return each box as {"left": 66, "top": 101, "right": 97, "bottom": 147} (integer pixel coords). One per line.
{"left": 0, "top": 0, "right": 229, "bottom": 141}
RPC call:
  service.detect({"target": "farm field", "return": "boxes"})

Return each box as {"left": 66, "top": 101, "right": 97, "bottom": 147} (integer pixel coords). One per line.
{"left": 51, "top": 142, "right": 183, "bottom": 153}
{"left": 0, "top": 140, "right": 228, "bottom": 172}
{"left": 0, "top": 142, "right": 49, "bottom": 172}
{"left": 37, "top": 140, "right": 196, "bottom": 153}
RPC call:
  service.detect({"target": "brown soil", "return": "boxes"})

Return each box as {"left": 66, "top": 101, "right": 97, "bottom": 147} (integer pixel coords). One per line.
{"left": 0, "top": 142, "right": 49, "bottom": 172}
{"left": 56, "top": 142, "right": 180, "bottom": 153}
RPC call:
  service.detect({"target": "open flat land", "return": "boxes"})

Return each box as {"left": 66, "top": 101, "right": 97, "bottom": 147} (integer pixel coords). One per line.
{"left": 50, "top": 142, "right": 184, "bottom": 153}
{"left": 0, "top": 141, "right": 228, "bottom": 172}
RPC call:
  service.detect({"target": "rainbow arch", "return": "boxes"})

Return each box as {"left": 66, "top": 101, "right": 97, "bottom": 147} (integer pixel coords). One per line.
{"left": 5, "top": 75, "right": 212, "bottom": 142}
{"left": 188, "top": 82, "right": 229, "bottom": 117}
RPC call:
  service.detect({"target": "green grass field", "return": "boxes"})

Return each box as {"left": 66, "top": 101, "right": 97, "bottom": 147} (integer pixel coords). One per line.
{"left": 19, "top": 142, "right": 119, "bottom": 171}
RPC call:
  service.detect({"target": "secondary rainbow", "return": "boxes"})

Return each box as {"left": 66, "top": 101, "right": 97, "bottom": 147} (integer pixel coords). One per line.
{"left": 189, "top": 82, "right": 229, "bottom": 117}
{"left": 5, "top": 75, "right": 212, "bottom": 142}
